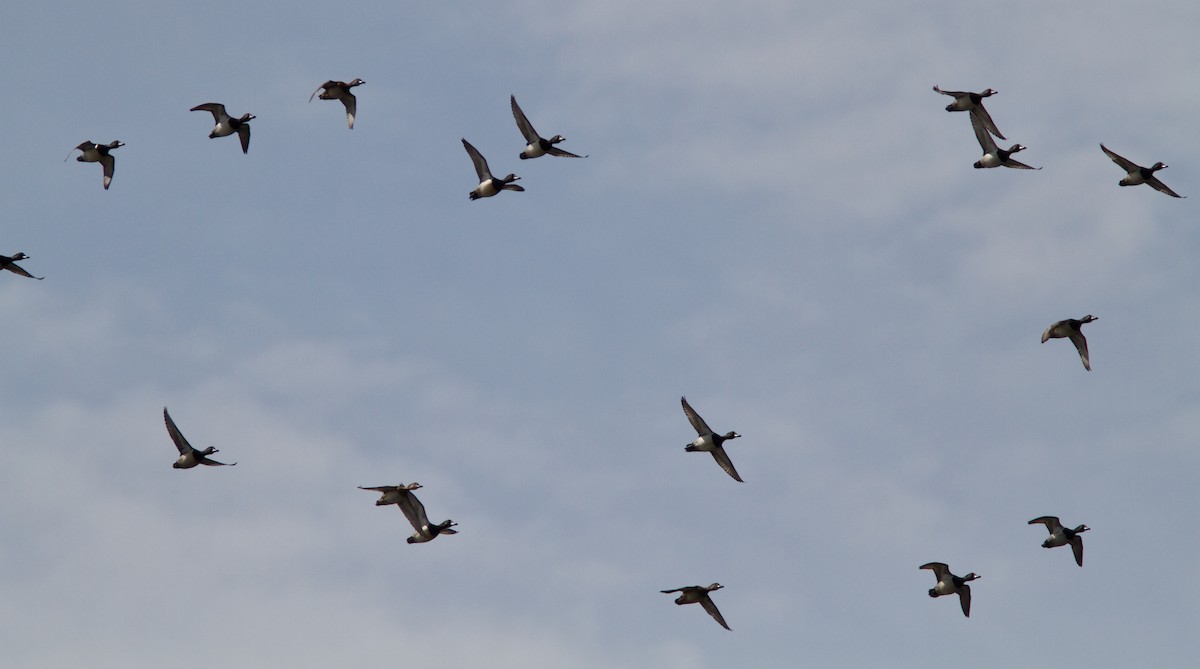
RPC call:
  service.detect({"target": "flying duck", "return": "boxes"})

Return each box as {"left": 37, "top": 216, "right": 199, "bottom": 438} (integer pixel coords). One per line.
{"left": 681, "top": 396, "right": 742, "bottom": 482}
{"left": 510, "top": 95, "right": 586, "bottom": 159}
{"left": 920, "top": 562, "right": 979, "bottom": 617}
{"left": 190, "top": 103, "right": 255, "bottom": 154}
{"left": 462, "top": 138, "right": 523, "bottom": 200}
{"left": 1041, "top": 315, "right": 1097, "bottom": 371}
{"left": 372, "top": 484, "right": 457, "bottom": 544}
{"left": 358, "top": 482, "right": 423, "bottom": 506}
{"left": 67, "top": 140, "right": 124, "bottom": 190}
{"left": 310, "top": 79, "right": 365, "bottom": 129}
{"left": 660, "top": 583, "right": 731, "bottom": 630}
{"left": 970, "top": 113, "right": 1039, "bottom": 170}
{"left": 1, "top": 252, "right": 43, "bottom": 280}
{"left": 1100, "top": 143, "right": 1184, "bottom": 198}
{"left": 1028, "top": 516, "right": 1089, "bottom": 567}
{"left": 163, "top": 407, "right": 236, "bottom": 468}
{"left": 932, "top": 85, "right": 1005, "bottom": 139}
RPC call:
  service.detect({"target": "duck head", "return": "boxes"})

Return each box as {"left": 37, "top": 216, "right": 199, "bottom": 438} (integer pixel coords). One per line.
{"left": 1150, "top": 162, "right": 1168, "bottom": 172}
{"left": 10, "top": 252, "right": 29, "bottom": 261}
{"left": 723, "top": 431, "right": 741, "bottom": 440}
{"left": 980, "top": 88, "right": 998, "bottom": 97}
{"left": 548, "top": 134, "right": 567, "bottom": 145}
{"left": 1080, "top": 315, "right": 1098, "bottom": 324}
{"left": 348, "top": 78, "right": 366, "bottom": 87}
{"left": 501, "top": 173, "right": 521, "bottom": 184}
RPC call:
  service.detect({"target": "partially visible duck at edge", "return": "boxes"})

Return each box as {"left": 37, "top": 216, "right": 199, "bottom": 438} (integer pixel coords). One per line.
{"left": 971, "top": 113, "right": 1039, "bottom": 170}
{"left": 1, "top": 252, "right": 43, "bottom": 280}
{"left": 681, "top": 396, "right": 743, "bottom": 482}
{"left": 1100, "top": 143, "right": 1184, "bottom": 198}
{"left": 163, "top": 407, "right": 236, "bottom": 468}
{"left": 190, "top": 103, "right": 255, "bottom": 154}
{"left": 67, "top": 140, "right": 124, "bottom": 190}
{"left": 660, "top": 583, "right": 731, "bottom": 630}
{"left": 310, "top": 78, "right": 365, "bottom": 129}
{"left": 1029, "top": 516, "right": 1090, "bottom": 567}
{"left": 1041, "top": 315, "right": 1097, "bottom": 371}
{"left": 933, "top": 85, "right": 1005, "bottom": 140}
{"left": 920, "top": 562, "right": 980, "bottom": 618}
{"left": 510, "top": 95, "right": 586, "bottom": 159}
{"left": 462, "top": 138, "right": 523, "bottom": 200}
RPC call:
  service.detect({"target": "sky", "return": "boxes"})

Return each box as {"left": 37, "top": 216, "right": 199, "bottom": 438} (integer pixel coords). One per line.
{"left": 3, "top": 1, "right": 1200, "bottom": 667}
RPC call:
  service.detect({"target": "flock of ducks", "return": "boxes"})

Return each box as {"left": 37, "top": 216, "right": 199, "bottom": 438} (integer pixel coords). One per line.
{"left": 4, "top": 79, "right": 1183, "bottom": 635}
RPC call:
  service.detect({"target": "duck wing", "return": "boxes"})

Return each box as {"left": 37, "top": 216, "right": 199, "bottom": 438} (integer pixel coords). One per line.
{"left": 932, "top": 85, "right": 967, "bottom": 98}
{"left": 66, "top": 141, "right": 93, "bottom": 161}
{"left": 237, "top": 123, "right": 251, "bottom": 154}
{"left": 309, "top": 81, "right": 336, "bottom": 103}
{"left": 1028, "top": 516, "right": 1064, "bottom": 533}
{"left": 710, "top": 445, "right": 744, "bottom": 482}
{"left": 1100, "top": 143, "right": 1139, "bottom": 173}
{"left": 1070, "top": 535, "right": 1084, "bottom": 567}
{"left": 970, "top": 113, "right": 998, "bottom": 155}
{"left": 396, "top": 490, "right": 430, "bottom": 534}
{"left": 461, "top": 138, "right": 492, "bottom": 181}
{"left": 190, "top": 102, "right": 228, "bottom": 123}
{"left": 970, "top": 104, "right": 1005, "bottom": 140}
{"left": 680, "top": 396, "right": 714, "bottom": 436}
{"left": 4, "top": 262, "right": 43, "bottom": 280}
{"left": 100, "top": 154, "right": 115, "bottom": 190}
{"left": 510, "top": 95, "right": 541, "bottom": 144}
{"left": 919, "top": 562, "right": 950, "bottom": 581}
{"left": 700, "top": 594, "right": 732, "bottom": 630}
{"left": 958, "top": 584, "right": 972, "bottom": 617}
{"left": 1002, "top": 157, "right": 1040, "bottom": 170}
{"left": 198, "top": 454, "right": 236, "bottom": 466}
{"left": 342, "top": 92, "right": 357, "bottom": 129}
{"left": 1146, "top": 175, "right": 1184, "bottom": 198}
{"left": 163, "top": 407, "right": 194, "bottom": 455}
{"left": 547, "top": 146, "right": 586, "bottom": 158}
{"left": 1067, "top": 329, "right": 1091, "bottom": 371}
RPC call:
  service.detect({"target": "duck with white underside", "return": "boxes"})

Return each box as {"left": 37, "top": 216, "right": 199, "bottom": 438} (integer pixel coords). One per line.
{"left": 1041, "top": 315, "right": 1097, "bottom": 371}
{"left": 1100, "top": 143, "right": 1184, "bottom": 198}
{"left": 661, "top": 583, "right": 731, "bottom": 630}
{"left": 920, "top": 562, "right": 980, "bottom": 617}
{"left": 68, "top": 140, "right": 124, "bottom": 190}
{"left": 932, "top": 85, "right": 1005, "bottom": 139}
{"left": 163, "top": 407, "right": 236, "bottom": 468}
{"left": 462, "top": 138, "right": 523, "bottom": 200}
{"left": 970, "top": 113, "right": 1039, "bottom": 170}
{"left": 1029, "top": 516, "right": 1089, "bottom": 567}
{"left": 1, "top": 252, "right": 43, "bottom": 280}
{"left": 510, "top": 95, "right": 586, "bottom": 159}
{"left": 362, "top": 483, "right": 457, "bottom": 544}
{"left": 680, "top": 396, "right": 743, "bottom": 482}
{"left": 190, "top": 103, "right": 255, "bottom": 154}
{"left": 310, "top": 78, "right": 365, "bottom": 129}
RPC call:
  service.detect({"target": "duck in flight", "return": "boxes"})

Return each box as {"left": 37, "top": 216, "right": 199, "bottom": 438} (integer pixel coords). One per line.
{"left": 933, "top": 85, "right": 1005, "bottom": 140}
{"left": 1041, "top": 315, "right": 1097, "bottom": 371}
{"left": 510, "top": 95, "right": 586, "bottom": 159}
{"left": 920, "top": 562, "right": 979, "bottom": 617}
{"left": 1, "top": 252, "right": 43, "bottom": 280}
{"left": 67, "top": 140, "right": 124, "bottom": 190}
{"left": 660, "top": 583, "right": 731, "bottom": 630}
{"left": 1029, "top": 516, "right": 1089, "bottom": 567}
{"left": 1100, "top": 143, "right": 1184, "bottom": 198}
{"left": 163, "top": 407, "right": 236, "bottom": 468}
{"left": 970, "top": 113, "right": 1039, "bottom": 170}
{"left": 190, "top": 103, "right": 255, "bottom": 154}
{"left": 462, "top": 138, "right": 523, "bottom": 200}
{"left": 310, "top": 79, "right": 365, "bottom": 129}
{"left": 361, "top": 483, "right": 457, "bottom": 543}
{"left": 681, "top": 396, "right": 742, "bottom": 482}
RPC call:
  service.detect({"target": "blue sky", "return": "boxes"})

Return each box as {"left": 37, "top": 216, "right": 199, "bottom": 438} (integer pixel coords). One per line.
{"left": 4, "top": 1, "right": 1200, "bottom": 667}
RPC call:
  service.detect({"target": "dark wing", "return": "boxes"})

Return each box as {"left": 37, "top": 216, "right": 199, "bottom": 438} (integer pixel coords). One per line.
{"left": 970, "top": 105, "right": 1005, "bottom": 140}
{"left": 680, "top": 396, "right": 714, "bottom": 436}
{"left": 919, "top": 562, "right": 950, "bottom": 580}
{"left": 358, "top": 485, "right": 397, "bottom": 493}
{"left": 1002, "top": 157, "right": 1041, "bottom": 170}
{"left": 342, "top": 92, "right": 357, "bottom": 129}
{"left": 510, "top": 95, "right": 540, "bottom": 144}
{"left": 190, "top": 102, "right": 226, "bottom": 122}
{"left": 1028, "top": 516, "right": 1063, "bottom": 533}
{"left": 1070, "top": 536, "right": 1084, "bottom": 567}
{"left": 100, "top": 154, "right": 115, "bottom": 190}
{"left": 198, "top": 455, "right": 235, "bottom": 466}
{"left": 1146, "top": 175, "right": 1184, "bottom": 198}
{"left": 396, "top": 490, "right": 429, "bottom": 533}
{"left": 710, "top": 446, "right": 744, "bottom": 482}
{"left": 462, "top": 138, "right": 492, "bottom": 181}
{"left": 309, "top": 81, "right": 336, "bottom": 103}
{"left": 660, "top": 588, "right": 684, "bottom": 594}
{"left": 66, "top": 141, "right": 92, "bottom": 161}
{"left": 700, "top": 594, "right": 732, "bottom": 630}
{"left": 1067, "top": 330, "right": 1091, "bottom": 371}
{"left": 163, "top": 407, "right": 193, "bottom": 455}
{"left": 970, "top": 113, "right": 997, "bottom": 155}
{"left": 547, "top": 146, "right": 587, "bottom": 158}
{"left": 1100, "top": 143, "right": 1139, "bottom": 173}
{"left": 932, "top": 85, "right": 966, "bottom": 98}
{"left": 237, "top": 124, "right": 251, "bottom": 154}
{"left": 4, "top": 262, "right": 43, "bottom": 280}
{"left": 958, "top": 584, "right": 971, "bottom": 617}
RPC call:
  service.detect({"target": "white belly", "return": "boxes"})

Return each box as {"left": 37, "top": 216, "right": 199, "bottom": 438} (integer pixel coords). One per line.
{"left": 211, "top": 122, "right": 235, "bottom": 138}
{"left": 524, "top": 143, "right": 545, "bottom": 158}
{"left": 978, "top": 154, "right": 1001, "bottom": 168}
{"left": 691, "top": 435, "right": 716, "bottom": 451}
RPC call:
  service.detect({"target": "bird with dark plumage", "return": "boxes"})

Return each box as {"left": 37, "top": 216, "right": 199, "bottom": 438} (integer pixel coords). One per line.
{"left": 191, "top": 103, "right": 255, "bottom": 154}
{"left": 163, "top": 407, "right": 236, "bottom": 468}
{"left": 1, "top": 252, "right": 43, "bottom": 280}
{"left": 920, "top": 562, "right": 979, "bottom": 617}
{"left": 661, "top": 583, "right": 731, "bottom": 630}
{"left": 310, "top": 78, "right": 365, "bottom": 129}
{"left": 1041, "top": 315, "right": 1097, "bottom": 371}
{"left": 1029, "top": 516, "right": 1089, "bottom": 567}
{"left": 681, "top": 396, "right": 743, "bottom": 482}
{"left": 68, "top": 140, "right": 124, "bottom": 190}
